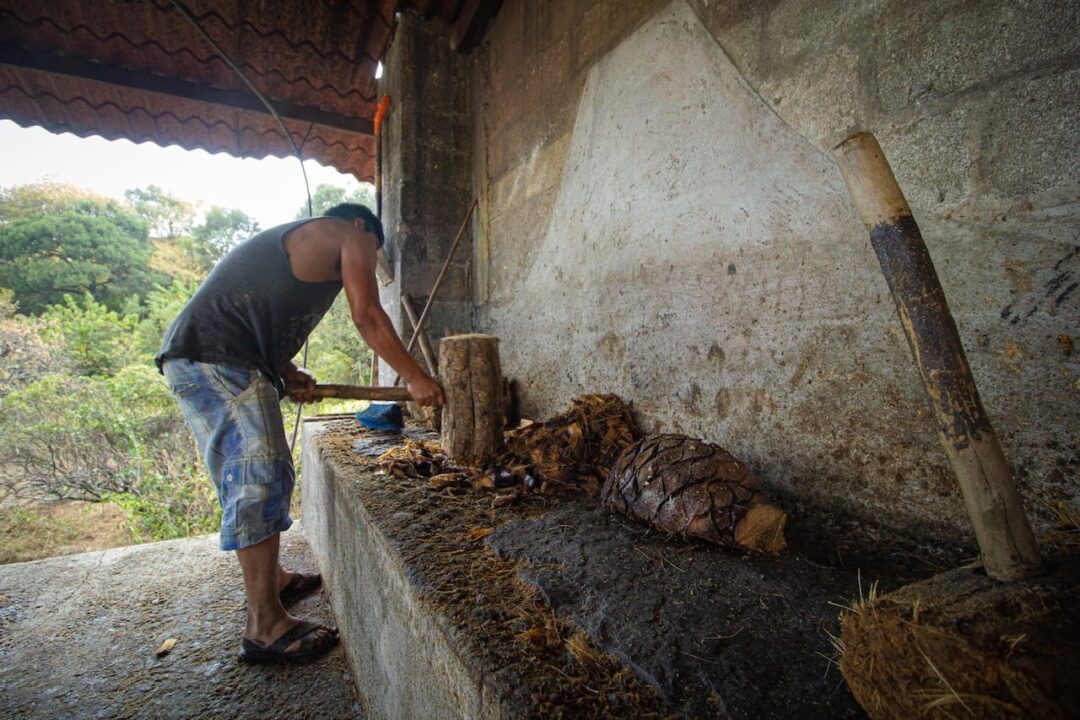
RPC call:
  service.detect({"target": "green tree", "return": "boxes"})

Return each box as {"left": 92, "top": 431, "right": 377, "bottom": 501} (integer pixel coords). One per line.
{"left": 134, "top": 279, "right": 199, "bottom": 359}
{"left": 0, "top": 365, "right": 219, "bottom": 540}
{"left": 301, "top": 295, "right": 372, "bottom": 386}
{"left": 124, "top": 185, "right": 194, "bottom": 240}
{"left": 41, "top": 294, "right": 138, "bottom": 376}
{"left": 295, "top": 183, "right": 376, "bottom": 219}
{"left": 191, "top": 206, "right": 260, "bottom": 270}
{"left": 0, "top": 183, "right": 164, "bottom": 314}
{"left": 0, "top": 288, "right": 65, "bottom": 396}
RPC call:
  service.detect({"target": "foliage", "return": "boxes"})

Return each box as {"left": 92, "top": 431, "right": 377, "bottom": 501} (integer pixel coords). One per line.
{"left": 0, "top": 182, "right": 164, "bottom": 313}
{"left": 124, "top": 185, "right": 194, "bottom": 240}
{"left": 296, "top": 183, "right": 376, "bottom": 219}
{"left": 148, "top": 237, "right": 205, "bottom": 285}
{"left": 104, "top": 476, "right": 220, "bottom": 543}
{"left": 0, "top": 506, "right": 80, "bottom": 564}
{"left": 191, "top": 206, "right": 260, "bottom": 270}
{"left": 0, "top": 288, "right": 65, "bottom": 396}
{"left": 133, "top": 279, "right": 200, "bottom": 360}
{"left": 301, "top": 294, "right": 373, "bottom": 386}
{"left": 0, "top": 365, "right": 177, "bottom": 499}
{"left": 41, "top": 294, "right": 138, "bottom": 376}
{"left": 0, "top": 179, "right": 372, "bottom": 551}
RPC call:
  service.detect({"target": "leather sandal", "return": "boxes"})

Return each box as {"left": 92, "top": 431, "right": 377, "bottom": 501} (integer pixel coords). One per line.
{"left": 279, "top": 572, "right": 322, "bottom": 606}
{"left": 238, "top": 620, "right": 339, "bottom": 663}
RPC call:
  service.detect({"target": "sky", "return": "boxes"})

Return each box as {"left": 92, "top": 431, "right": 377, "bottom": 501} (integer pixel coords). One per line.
{"left": 0, "top": 119, "right": 366, "bottom": 228}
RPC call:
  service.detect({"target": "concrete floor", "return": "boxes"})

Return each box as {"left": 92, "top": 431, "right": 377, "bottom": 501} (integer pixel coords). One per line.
{"left": 0, "top": 526, "right": 362, "bottom": 720}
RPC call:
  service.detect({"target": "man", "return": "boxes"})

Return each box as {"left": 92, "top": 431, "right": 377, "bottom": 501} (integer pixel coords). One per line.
{"left": 156, "top": 204, "right": 443, "bottom": 662}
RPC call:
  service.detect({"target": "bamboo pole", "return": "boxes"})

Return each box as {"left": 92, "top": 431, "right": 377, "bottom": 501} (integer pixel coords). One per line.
{"left": 833, "top": 132, "right": 1040, "bottom": 581}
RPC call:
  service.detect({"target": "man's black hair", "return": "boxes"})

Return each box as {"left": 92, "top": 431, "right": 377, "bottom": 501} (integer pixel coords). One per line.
{"left": 325, "top": 203, "right": 385, "bottom": 248}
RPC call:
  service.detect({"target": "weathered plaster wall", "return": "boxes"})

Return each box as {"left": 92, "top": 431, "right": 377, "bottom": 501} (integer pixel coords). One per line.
{"left": 470, "top": 0, "right": 1079, "bottom": 542}
{"left": 377, "top": 13, "right": 473, "bottom": 378}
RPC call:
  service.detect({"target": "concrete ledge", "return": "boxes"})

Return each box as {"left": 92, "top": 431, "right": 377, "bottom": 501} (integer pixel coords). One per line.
{"left": 301, "top": 418, "right": 927, "bottom": 718}
{"left": 301, "top": 419, "right": 506, "bottom": 720}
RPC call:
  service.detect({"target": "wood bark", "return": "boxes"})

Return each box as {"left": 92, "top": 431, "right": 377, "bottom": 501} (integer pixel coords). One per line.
{"left": 833, "top": 132, "right": 1040, "bottom": 581}
{"left": 601, "top": 434, "right": 787, "bottom": 553}
{"left": 439, "top": 334, "right": 504, "bottom": 465}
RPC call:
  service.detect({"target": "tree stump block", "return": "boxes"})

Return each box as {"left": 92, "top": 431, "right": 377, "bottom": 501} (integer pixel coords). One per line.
{"left": 839, "top": 555, "right": 1080, "bottom": 719}
{"left": 439, "top": 334, "right": 504, "bottom": 465}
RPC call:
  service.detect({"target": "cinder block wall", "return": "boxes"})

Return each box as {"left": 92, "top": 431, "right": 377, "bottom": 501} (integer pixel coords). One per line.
{"left": 377, "top": 12, "right": 473, "bottom": 374}
{"left": 468, "top": 0, "right": 1080, "bottom": 543}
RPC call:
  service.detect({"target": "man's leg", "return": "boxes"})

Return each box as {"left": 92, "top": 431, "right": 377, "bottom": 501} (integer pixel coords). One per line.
{"left": 236, "top": 532, "right": 334, "bottom": 651}
{"left": 163, "top": 359, "right": 336, "bottom": 658}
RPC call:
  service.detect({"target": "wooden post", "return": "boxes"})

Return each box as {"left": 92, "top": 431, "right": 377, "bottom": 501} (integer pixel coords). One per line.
{"left": 833, "top": 132, "right": 1041, "bottom": 581}
{"left": 439, "top": 334, "right": 504, "bottom": 465}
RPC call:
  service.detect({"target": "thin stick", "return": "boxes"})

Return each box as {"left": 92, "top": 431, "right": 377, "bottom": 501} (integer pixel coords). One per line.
{"left": 401, "top": 294, "right": 438, "bottom": 376}
{"left": 393, "top": 198, "right": 478, "bottom": 386}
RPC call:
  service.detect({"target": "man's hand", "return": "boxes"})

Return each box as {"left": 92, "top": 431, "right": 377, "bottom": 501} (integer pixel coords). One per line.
{"left": 283, "top": 365, "right": 317, "bottom": 404}
{"left": 406, "top": 374, "right": 445, "bottom": 407}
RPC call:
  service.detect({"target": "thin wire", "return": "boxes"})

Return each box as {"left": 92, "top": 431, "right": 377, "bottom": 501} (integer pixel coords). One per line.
{"left": 167, "top": 0, "right": 314, "bottom": 448}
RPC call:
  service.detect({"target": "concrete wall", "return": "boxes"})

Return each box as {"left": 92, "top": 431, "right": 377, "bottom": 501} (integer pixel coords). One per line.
{"left": 468, "top": 0, "right": 1080, "bottom": 541}
{"left": 377, "top": 12, "right": 473, "bottom": 378}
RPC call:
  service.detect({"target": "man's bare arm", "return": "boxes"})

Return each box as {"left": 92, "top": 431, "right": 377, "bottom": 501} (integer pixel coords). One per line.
{"left": 340, "top": 227, "right": 444, "bottom": 406}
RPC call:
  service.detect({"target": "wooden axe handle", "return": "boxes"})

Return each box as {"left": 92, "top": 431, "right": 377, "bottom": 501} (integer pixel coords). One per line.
{"left": 311, "top": 385, "right": 412, "bottom": 402}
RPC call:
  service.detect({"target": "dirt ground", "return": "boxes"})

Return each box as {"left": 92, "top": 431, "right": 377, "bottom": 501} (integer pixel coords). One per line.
{"left": 0, "top": 501, "right": 134, "bottom": 564}
{"left": 0, "top": 525, "right": 361, "bottom": 720}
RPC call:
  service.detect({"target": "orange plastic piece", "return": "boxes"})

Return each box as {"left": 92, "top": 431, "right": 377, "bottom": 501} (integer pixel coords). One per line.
{"left": 374, "top": 94, "right": 391, "bottom": 135}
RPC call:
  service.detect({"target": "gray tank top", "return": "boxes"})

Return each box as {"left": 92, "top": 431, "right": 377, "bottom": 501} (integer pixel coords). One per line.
{"left": 156, "top": 218, "right": 342, "bottom": 394}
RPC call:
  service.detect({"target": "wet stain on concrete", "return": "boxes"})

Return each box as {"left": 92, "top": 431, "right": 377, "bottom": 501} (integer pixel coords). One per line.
{"left": 714, "top": 387, "right": 731, "bottom": 418}
{"left": 685, "top": 382, "right": 703, "bottom": 413}
{"left": 1003, "top": 259, "right": 1032, "bottom": 293}
{"left": 597, "top": 331, "right": 626, "bottom": 363}
{"left": 789, "top": 355, "right": 811, "bottom": 387}
{"left": 707, "top": 342, "right": 726, "bottom": 367}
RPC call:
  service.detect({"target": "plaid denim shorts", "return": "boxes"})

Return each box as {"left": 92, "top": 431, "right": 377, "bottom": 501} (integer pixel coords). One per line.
{"left": 162, "top": 359, "right": 294, "bottom": 551}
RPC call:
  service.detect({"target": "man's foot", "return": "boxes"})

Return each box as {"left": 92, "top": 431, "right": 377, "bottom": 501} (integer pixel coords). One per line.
{"left": 239, "top": 619, "right": 339, "bottom": 663}
{"left": 278, "top": 571, "right": 322, "bottom": 606}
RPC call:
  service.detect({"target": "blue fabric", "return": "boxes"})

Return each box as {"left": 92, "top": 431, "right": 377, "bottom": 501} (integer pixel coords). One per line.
{"left": 355, "top": 402, "right": 404, "bottom": 431}
{"left": 162, "top": 358, "right": 294, "bottom": 551}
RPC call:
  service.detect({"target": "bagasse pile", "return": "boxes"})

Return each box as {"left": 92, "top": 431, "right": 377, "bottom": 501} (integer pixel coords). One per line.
{"left": 839, "top": 556, "right": 1080, "bottom": 720}
{"left": 378, "top": 394, "right": 787, "bottom": 552}
{"left": 504, "top": 393, "right": 639, "bottom": 493}
{"left": 379, "top": 394, "right": 641, "bottom": 504}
